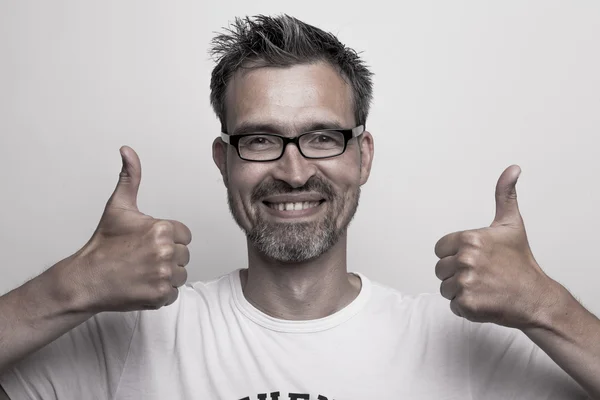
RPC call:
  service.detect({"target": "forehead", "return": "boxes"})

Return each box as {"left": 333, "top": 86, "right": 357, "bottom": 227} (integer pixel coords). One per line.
{"left": 224, "top": 61, "right": 355, "bottom": 134}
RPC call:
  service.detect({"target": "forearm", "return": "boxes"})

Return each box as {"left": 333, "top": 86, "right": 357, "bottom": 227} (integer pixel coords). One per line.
{"left": 0, "top": 254, "right": 94, "bottom": 375}
{"left": 523, "top": 281, "right": 600, "bottom": 399}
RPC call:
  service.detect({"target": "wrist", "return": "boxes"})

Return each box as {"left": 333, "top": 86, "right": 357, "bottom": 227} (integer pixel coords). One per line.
{"left": 523, "top": 279, "right": 578, "bottom": 335}
{"left": 41, "top": 253, "right": 95, "bottom": 315}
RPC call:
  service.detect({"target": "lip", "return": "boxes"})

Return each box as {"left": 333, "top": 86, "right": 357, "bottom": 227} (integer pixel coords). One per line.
{"left": 261, "top": 200, "right": 325, "bottom": 219}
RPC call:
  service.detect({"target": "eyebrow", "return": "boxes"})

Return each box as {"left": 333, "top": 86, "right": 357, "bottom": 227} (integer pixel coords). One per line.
{"left": 230, "top": 121, "right": 347, "bottom": 135}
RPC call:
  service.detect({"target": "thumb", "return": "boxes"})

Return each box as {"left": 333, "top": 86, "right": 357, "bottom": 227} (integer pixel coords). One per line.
{"left": 107, "top": 146, "right": 142, "bottom": 211}
{"left": 491, "top": 164, "right": 522, "bottom": 227}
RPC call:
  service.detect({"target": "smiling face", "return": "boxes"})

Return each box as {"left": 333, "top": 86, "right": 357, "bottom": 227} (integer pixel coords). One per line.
{"left": 213, "top": 61, "right": 374, "bottom": 262}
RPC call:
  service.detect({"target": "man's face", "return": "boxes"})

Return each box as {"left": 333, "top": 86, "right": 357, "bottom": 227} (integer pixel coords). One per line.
{"left": 213, "top": 61, "right": 374, "bottom": 263}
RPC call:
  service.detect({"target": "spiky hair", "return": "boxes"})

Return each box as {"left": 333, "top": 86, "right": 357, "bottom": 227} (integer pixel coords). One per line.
{"left": 209, "top": 14, "right": 374, "bottom": 131}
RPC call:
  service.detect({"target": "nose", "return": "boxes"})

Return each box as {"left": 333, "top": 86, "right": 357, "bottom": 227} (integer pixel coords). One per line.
{"left": 271, "top": 142, "right": 317, "bottom": 188}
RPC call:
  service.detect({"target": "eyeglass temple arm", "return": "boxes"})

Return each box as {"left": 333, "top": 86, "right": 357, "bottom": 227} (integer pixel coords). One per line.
{"left": 352, "top": 125, "right": 365, "bottom": 137}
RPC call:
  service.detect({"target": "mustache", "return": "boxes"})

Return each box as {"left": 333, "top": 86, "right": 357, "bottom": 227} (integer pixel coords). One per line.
{"left": 251, "top": 176, "right": 336, "bottom": 203}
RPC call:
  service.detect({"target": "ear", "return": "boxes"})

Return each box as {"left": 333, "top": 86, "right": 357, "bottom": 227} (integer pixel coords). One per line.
{"left": 212, "top": 137, "right": 229, "bottom": 186}
{"left": 359, "top": 131, "right": 374, "bottom": 185}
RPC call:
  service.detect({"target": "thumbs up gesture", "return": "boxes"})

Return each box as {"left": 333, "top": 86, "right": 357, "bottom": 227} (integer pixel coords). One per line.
{"left": 70, "top": 146, "right": 192, "bottom": 313}
{"left": 434, "top": 165, "right": 558, "bottom": 329}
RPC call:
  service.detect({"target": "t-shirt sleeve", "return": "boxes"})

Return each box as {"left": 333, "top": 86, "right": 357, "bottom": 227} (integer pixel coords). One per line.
{"left": 468, "top": 320, "right": 589, "bottom": 399}
{"left": 0, "top": 310, "right": 139, "bottom": 400}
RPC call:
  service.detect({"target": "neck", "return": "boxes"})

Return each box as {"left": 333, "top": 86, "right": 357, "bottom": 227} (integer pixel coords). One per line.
{"left": 241, "top": 233, "right": 361, "bottom": 320}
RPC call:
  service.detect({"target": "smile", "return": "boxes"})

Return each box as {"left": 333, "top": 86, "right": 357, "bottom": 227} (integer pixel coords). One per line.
{"left": 264, "top": 201, "right": 324, "bottom": 211}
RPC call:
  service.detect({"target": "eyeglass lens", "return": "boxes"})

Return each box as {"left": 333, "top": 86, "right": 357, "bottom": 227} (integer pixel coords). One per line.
{"left": 238, "top": 131, "right": 345, "bottom": 161}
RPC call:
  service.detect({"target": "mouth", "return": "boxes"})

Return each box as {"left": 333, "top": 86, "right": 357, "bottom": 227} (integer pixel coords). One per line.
{"left": 262, "top": 200, "right": 325, "bottom": 211}
{"left": 261, "top": 199, "right": 326, "bottom": 219}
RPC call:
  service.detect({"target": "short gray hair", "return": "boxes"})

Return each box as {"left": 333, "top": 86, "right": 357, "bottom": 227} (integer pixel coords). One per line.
{"left": 209, "top": 14, "right": 374, "bottom": 131}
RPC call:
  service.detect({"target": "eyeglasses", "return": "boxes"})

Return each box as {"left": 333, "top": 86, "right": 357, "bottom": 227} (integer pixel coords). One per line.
{"left": 220, "top": 125, "right": 365, "bottom": 162}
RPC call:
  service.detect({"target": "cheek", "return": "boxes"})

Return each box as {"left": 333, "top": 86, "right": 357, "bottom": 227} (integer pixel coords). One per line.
{"left": 323, "top": 159, "right": 362, "bottom": 213}
{"left": 321, "top": 156, "right": 362, "bottom": 189}
{"left": 227, "top": 160, "right": 266, "bottom": 207}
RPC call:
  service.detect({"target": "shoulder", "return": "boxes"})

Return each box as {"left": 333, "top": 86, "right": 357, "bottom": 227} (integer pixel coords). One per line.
{"left": 136, "top": 270, "right": 235, "bottom": 324}
{"left": 358, "top": 273, "right": 466, "bottom": 333}
{"left": 187, "top": 270, "right": 234, "bottom": 295}
{"left": 367, "top": 276, "right": 453, "bottom": 316}
{"left": 181, "top": 270, "right": 236, "bottom": 309}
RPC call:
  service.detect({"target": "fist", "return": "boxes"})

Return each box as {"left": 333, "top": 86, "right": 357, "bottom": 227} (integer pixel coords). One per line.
{"left": 72, "top": 146, "right": 192, "bottom": 313}
{"left": 434, "top": 166, "right": 557, "bottom": 329}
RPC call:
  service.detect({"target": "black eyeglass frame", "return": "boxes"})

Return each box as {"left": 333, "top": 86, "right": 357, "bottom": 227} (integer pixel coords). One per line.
{"left": 220, "top": 125, "right": 365, "bottom": 162}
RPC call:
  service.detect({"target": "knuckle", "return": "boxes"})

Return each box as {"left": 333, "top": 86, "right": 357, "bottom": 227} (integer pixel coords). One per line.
{"left": 461, "top": 231, "right": 483, "bottom": 248}
{"left": 456, "top": 252, "right": 475, "bottom": 268}
{"left": 155, "top": 283, "right": 172, "bottom": 299}
{"left": 156, "top": 265, "right": 173, "bottom": 281}
{"left": 457, "top": 271, "right": 475, "bottom": 290}
{"left": 156, "top": 245, "right": 175, "bottom": 261}
{"left": 458, "top": 293, "right": 478, "bottom": 314}
{"left": 152, "top": 220, "right": 174, "bottom": 238}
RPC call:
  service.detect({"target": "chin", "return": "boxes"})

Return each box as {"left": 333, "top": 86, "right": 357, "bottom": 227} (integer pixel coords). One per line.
{"left": 248, "top": 224, "right": 340, "bottom": 263}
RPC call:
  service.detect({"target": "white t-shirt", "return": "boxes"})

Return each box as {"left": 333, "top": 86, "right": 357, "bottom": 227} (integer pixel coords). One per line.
{"left": 0, "top": 269, "right": 588, "bottom": 399}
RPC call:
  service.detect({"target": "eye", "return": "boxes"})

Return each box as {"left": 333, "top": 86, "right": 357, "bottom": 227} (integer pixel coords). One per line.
{"left": 303, "top": 131, "right": 344, "bottom": 147}
{"left": 316, "top": 135, "right": 333, "bottom": 143}
{"left": 247, "top": 137, "right": 270, "bottom": 145}
{"left": 239, "top": 134, "right": 279, "bottom": 149}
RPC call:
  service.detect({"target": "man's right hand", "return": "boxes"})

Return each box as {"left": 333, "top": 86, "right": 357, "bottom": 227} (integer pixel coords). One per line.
{"left": 68, "top": 145, "right": 192, "bottom": 313}
{"left": 0, "top": 145, "right": 192, "bottom": 376}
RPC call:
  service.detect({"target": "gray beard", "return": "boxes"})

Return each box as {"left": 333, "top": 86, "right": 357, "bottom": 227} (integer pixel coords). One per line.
{"left": 247, "top": 214, "right": 338, "bottom": 263}
{"left": 227, "top": 188, "right": 360, "bottom": 263}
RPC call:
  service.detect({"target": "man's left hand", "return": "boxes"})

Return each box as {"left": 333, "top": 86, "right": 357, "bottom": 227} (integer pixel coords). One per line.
{"left": 434, "top": 165, "right": 558, "bottom": 329}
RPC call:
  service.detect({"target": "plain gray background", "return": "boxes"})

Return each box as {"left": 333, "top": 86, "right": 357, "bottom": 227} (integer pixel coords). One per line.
{"left": 1, "top": 1, "right": 599, "bottom": 315}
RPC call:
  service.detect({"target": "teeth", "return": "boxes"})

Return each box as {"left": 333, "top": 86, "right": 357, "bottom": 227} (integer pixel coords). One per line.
{"left": 268, "top": 201, "right": 320, "bottom": 211}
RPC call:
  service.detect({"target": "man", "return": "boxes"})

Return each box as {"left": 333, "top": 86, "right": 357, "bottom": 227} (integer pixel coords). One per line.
{"left": 0, "top": 14, "right": 598, "bottom": 399}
